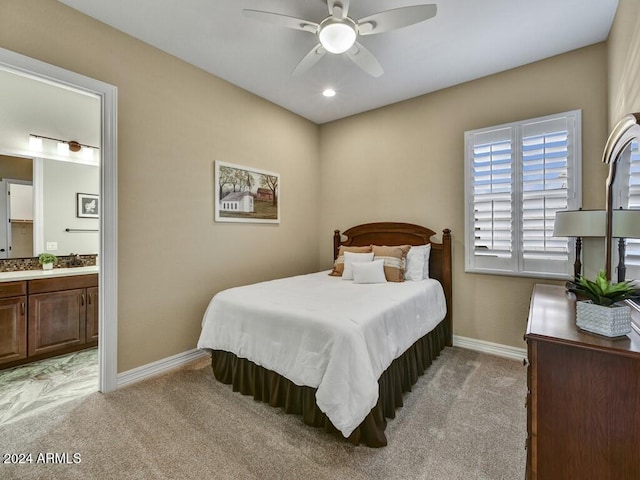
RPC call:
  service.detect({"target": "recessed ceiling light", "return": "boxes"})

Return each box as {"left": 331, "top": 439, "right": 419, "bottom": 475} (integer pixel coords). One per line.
{"left": 323, "top": 88, "right": 336, "bottom": 98}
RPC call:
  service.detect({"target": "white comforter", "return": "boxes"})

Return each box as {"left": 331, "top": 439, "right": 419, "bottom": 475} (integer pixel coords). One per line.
{"left": 197, "top": 271, "right": 447, "bottom": 437}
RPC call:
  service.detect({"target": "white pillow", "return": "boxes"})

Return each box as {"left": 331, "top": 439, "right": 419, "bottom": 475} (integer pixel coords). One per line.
{"left": 404, "top": 244, "right": 433, "bottom": 280}
{"left": 405, "top": 245, "right": 426, "bottom": 281}
{"left": 422, "top": 243, "right": 432, "bottom": 279}
{"left": 342, "top": 251, "right": 374, "bottom": 280}
{"left": 352, "top": 260, "right": 387, "bottom": 284}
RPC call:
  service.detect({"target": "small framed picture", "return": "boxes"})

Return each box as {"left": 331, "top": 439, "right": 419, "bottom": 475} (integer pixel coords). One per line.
{"left": 76, "top": 193, "right": 99, "bottom": 218}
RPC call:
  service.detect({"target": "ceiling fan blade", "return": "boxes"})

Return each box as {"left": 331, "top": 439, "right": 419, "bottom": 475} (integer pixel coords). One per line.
{"left": 346, "top": 42, "right": 383, "bottom": 77}
{"left": 357, "top": 4, "right": 437, "bottom": 35}
{"left": 243, "top": 9, "right": 318, "bottom": 33}
{"left": 292, "top": 44, "right": 327, "bottom": 76}
{"left": 327, "top": 0, "right": 350, "bottom": 19}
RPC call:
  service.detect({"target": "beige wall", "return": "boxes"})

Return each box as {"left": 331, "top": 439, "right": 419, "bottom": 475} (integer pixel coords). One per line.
{"left": 608, "top": 0, "right": 640, "bottom": 126}
{"left": 320, "top": 44, "right": 609, "bottom": 348}
{"left": 0, "top": 0, "right": 625, "bottom": 367}
{"left": 0, "top": 0, "right": 320, "bottom": 372}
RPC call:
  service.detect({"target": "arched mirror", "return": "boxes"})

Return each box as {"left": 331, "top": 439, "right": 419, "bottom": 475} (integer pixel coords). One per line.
{"left": 602, "top": 113, "right": 640, "bottom": 284}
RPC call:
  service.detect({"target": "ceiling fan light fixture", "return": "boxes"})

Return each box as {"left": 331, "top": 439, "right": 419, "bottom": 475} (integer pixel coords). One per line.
{"left": 318, "top": 18, "right": 356, "bottom": 54}
{"left": 322, "top": 88, "right": 336, "bottom": 97}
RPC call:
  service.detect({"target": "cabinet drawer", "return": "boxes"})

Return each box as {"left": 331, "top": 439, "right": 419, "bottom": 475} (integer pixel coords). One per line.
{"left": 0, "top": 281, "right": 27, "bottom": 299}
{"left": 28, "top": 274, "right": 98, "bottom": 294}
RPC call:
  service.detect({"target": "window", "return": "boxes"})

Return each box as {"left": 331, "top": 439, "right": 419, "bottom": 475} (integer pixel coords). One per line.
{"left": 465, "top": 110, "right": 581, "bottom": 278}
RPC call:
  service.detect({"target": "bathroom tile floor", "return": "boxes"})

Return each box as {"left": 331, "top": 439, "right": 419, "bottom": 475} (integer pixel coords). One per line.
{"left": 0, "top": 348, "right": 98, "bottom": 425}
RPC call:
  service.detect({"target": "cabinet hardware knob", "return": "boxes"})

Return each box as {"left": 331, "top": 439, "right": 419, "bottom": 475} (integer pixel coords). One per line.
{"left": 80, "top": 294, "right": 85, "bottom": 306}
{"left": 88, "top": 293, "right": 92, "bottom": 305}
{"left": 20, "top": 302, "right": 25, "bottom": 315}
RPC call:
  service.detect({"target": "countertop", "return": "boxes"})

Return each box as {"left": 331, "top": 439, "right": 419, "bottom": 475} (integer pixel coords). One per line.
{"left": 0, "top": 266, "right": 99, "bottom": 282}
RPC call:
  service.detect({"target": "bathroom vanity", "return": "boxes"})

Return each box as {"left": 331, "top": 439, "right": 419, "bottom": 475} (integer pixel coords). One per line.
{"left": 0, "top": 266, "right": 98, "bottom": 369}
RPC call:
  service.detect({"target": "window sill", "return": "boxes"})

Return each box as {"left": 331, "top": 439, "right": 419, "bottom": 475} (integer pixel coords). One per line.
{"left": 465, "top": 267, "right": 572, "bottom": 281}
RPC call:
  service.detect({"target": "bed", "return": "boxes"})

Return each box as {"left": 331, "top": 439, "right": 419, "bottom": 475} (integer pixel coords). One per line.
{"left": 197, "top": 222, "right": 452, "bottom": 447}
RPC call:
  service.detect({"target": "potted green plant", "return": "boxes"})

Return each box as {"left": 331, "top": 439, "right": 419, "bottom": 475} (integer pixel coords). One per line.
{"left": 570, "top": 270, "right": 640, "bottom": 337}
{"left": 38, "top": 253, "right": 58, "bottom": 271}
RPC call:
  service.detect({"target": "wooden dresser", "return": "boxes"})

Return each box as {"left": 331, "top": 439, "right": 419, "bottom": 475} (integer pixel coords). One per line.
{"left": 525, "top": 284, "right": 640, "bottom": 480}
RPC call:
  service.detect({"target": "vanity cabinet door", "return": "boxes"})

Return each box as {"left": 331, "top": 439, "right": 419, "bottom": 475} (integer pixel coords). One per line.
{"left": 0, "top": 296, "right": 27, "bottom": 365}
{"left": 28, "top": 288, "right": 86, "bottom": 356}
{"left": 85, "top": 286, "right": 98, "bottom": 342}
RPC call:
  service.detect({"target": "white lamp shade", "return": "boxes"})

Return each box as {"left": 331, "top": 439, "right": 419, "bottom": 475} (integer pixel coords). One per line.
{"left": 554, "top": 209, "right": 640, "bottom": 239}
{"left": 28, "top": 135, "right": 43, "bottom": 152}
{"left": 57, "top": 141, "right": 70, "bottom": 156}
{"left": 553, "top": 210, "right": 605, "bottom": 238}
{"left": 612, "top": 209, "right": 640, "bottom": 238}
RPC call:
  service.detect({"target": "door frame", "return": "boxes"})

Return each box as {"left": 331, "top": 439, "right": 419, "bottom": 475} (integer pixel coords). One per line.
{"left": 0, "top": 47, "right": 118, "bottom": 393}
{"left": 4, "top": 178, "right": 33, "bottom": 258}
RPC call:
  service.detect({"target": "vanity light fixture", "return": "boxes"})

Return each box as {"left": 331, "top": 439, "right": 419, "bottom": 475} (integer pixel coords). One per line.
{"left": 29, "top": 134, "right": 98, "bottom": 158}
{"left": 323, "top": 88, "right": 336, "bottom": 97}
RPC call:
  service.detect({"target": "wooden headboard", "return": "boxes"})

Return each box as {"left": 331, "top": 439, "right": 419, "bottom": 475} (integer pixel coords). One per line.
{"left": 333, "top": 222, "right": 452, "bottom": 346}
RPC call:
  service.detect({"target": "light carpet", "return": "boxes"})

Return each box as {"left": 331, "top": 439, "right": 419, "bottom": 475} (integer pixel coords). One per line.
{"left": 0, "top": 347, "right": 526, "bottom": 480}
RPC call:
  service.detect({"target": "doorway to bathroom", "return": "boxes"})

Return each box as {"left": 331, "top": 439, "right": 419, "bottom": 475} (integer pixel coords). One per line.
{"left": 0, "top": 47, "right": 117, "bottom": 424}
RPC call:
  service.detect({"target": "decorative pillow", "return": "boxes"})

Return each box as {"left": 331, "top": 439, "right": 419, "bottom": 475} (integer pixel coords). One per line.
{"left": 352, "top": 260, "right": 387, "bottom": 284}
{"left": 422, "top": 243, "right": 432, "bottom": 279}
{"left": 329, "top": 245, "right": 373, "bottom": 276}
{"left": 405, "top": 245, "right": 427, "bottom": 281}
{"left": 371, "top": 245, "right": 411, "bottom": 282}
{"left": 405, "top": 244, "right": 433, "bottom": 280}
{"left": 342, "top": 251, "right": 375, "bottom": 280}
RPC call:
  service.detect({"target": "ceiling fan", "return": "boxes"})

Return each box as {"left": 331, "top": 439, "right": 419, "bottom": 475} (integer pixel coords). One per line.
{"left": 243, "top": 1, "right": 437, "bottom": 78}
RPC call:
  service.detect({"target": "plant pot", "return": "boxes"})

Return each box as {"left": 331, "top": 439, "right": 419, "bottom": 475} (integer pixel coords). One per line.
{"left": 42, "top": 263, "right": 53, "bottom": 270}
{"left": 576, "top": 300, "right": 631, "bottom": 337}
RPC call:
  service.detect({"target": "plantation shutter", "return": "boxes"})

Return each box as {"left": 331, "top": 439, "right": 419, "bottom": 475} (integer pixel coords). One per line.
{"left": 468, "top": 128, "right": 514, "bottom": 272}
{"left": 465, "top": 110, "right": 580, "bottom": 278}
{"left": 520, "top": 116, "right": 574, "bottom": 275}
{"left": 625, "top": 140, "right": 640, "bottom": 280}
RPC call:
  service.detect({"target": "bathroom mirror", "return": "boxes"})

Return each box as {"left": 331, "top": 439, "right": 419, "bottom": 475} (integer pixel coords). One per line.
{"left": 0, "top": 154, "right": 99, "bottom": 259}
{"left": 0, "top": 66, "right": 100, "bottom": 261}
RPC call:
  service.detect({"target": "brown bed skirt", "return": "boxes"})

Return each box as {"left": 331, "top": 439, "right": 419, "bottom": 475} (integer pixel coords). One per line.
{"left": 210, "top": 319, "right": 448, "bottom": 447}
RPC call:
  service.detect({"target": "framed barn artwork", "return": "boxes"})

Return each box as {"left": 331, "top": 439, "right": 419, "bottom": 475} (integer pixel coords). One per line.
{"left": 214, "top": 161, "right": 280, "bottom": 224}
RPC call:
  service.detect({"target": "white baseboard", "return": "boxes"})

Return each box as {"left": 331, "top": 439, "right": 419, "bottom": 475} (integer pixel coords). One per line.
{"left": 117, "top": 348, "right": 210, "bottom": 389}
{"left": 116, "top": 339, "right": 524, "bottom": 388}
{"left": 453, "top": 335, "right": 527, "bottom": 361}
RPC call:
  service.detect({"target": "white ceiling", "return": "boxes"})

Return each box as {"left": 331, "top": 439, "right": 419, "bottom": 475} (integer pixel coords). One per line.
{"left": 58, "top": 0, "right": 618, "bottom": 124}
{"left": 0, "top": 69, "right": 100, "bottom": 161}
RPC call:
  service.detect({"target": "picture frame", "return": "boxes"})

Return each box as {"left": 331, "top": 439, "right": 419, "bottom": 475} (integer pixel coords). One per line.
{"left": 76, "top": 193, "right": 99, "bottom": 218}
{"left": 214, "top": 161, "right": 280, "bottom": 224}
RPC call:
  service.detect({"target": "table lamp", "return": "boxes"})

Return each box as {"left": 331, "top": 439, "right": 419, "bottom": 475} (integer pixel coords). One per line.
{"left": 611, "top": 209, "right": 640, "bottom": 282}
{"left": 553, "top": 209, "right": 605, "bottom": 281}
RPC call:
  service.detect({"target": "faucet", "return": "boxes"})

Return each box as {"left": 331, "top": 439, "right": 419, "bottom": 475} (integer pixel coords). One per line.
{"left": 68, "top": 253, "right": 83, "bottom": 267}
